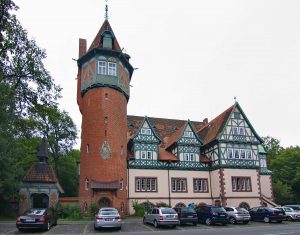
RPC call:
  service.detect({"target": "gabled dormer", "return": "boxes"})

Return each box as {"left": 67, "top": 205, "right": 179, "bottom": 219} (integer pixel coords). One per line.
{"left": 130, "top": 116, "right": 161, "bottom": 161}
{"left": 218, "top": 102, "right": 263, "bottom": 144}
{"left": 166, "top": 120, "right": 203, "bottom": 162}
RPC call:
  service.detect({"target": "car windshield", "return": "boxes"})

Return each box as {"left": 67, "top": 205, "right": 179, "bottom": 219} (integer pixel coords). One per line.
{"left": 181, "top": 208, "right": 196, "bottom": 213}
{"left": 26, "top": 209, "right": 45, "bottom": 215}
{"left": 211, "top": 207, "right": 226, "bottom": 212}
{"left": 161, "top": 209, "right": 176, "bottom": 214}
{"left": 100, "top": 211, "right": 118, "bottom": 215}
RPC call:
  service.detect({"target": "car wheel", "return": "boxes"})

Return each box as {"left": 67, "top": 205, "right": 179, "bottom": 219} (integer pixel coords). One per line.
{"left": 205, "top": 218, "right": 212, "bottom": 225}
{"left": 287, "top": 216, "right": 293, "bottom": 221}
{"left": 94, "top": 225, "right": 97, "bottom": 231}
{"left": 45, "top": 222, "right": 50, "bottom": 231}
{"left": 277, "top": 220, "right": 282, "bottom": 223}
{"left": 243, "top": 221, "right": 249, "bottom": 224}
{"left": 143, "top": 217, "right": 147, "bottom": 224}
{"left": 229, "top": 217, "right": 236, "bottom": 224}
{"left": 264, "top": 217, "right": 270, "bottom": 223}
{"left": 154, "top": 220, "right": 159, "bottom": 228}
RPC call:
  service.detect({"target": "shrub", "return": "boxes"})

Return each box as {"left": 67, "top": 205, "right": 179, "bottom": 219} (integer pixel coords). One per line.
{"left": 156, "top": 202, "right": 170, "bottom": 208}
{"left": 132, "top": 200, "right": 146, "bottom": 217}
{"left": 89, "top": 203, "right": 98, "bottom": 216}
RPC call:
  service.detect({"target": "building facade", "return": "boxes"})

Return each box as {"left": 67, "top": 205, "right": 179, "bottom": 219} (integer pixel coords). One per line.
{"left": 76, "top": 19, "right": 274, "bottom": 215}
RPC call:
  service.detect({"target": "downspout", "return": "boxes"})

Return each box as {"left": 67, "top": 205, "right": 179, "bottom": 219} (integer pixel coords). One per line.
{"left": 209, "top": 162, "right": 213, "bottom": 203}
{"left": 167, "top": 160, "right": 171, "bottom": 207}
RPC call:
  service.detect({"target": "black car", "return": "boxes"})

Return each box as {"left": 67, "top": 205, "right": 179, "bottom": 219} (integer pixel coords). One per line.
{"left": 249, "top": 207, "right": 285, "bottom": 223}
{"left": 16, "top": 208, "right": 57, "bottom": 231}
{"left": 195, "top": 205, "right": 228, "bottom": 225}
{"left": 173, "top": 207, "right": 198, "bottom": 226}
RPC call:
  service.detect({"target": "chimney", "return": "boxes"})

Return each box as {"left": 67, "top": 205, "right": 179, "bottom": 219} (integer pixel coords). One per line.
{"left": 203, "top": 118, "right": 208, "bottom": 125}
{"left": 79, "top": 38, "right": 87, "bottom": 58}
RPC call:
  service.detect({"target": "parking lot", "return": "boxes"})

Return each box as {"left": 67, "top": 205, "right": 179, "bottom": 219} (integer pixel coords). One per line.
{"left": 1, "top": 217, "right": 300, "bottom": 235}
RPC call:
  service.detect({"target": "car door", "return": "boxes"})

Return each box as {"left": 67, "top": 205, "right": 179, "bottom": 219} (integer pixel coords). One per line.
{"left": 256, "top": 208, "right": 265, "bottom": 221}
{"left": 145, "top": 209, "right": 153, "bottom": 223}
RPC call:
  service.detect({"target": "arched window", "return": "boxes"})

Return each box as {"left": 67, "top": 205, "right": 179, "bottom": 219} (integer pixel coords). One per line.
{"left": 239, "top": 202, "right": 250, "bottom": 210}
{"left": 120, "top": 178, "right": 123, "bottom": 191}
{"left": 84, "top": 178, "right": 89, "bottom": 190}
{"left": 175, "top": 202, "right": 186, "bottom": 208}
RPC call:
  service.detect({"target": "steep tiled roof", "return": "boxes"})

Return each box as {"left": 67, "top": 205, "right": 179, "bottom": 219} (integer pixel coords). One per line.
{"left": 23, "top": 163, "right": 58, "bottom": 183}
{"left": 158, "top": 147, "right": 179, "bottom": 161}
{"left": 164, "top": 122, "right": 186, "bottom": 149}
{"left": 127, "top": 115, "right": 204, "bottom": 146}
{"left": 197, "top": 105, "right": 234, "bottom": 145}
{"left": 87, "top": 20, "right": 121, "bottom": 53}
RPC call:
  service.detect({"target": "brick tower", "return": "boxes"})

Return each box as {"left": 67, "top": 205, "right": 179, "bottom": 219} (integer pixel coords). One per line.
{"left": 76, "top": 17, "right": 133, "bottom": 214}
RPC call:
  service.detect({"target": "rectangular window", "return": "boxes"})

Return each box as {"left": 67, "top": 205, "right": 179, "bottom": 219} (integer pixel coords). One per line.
{"left": 232, "top": 177, "right": 252, "bottom": 192}
{"left": 141, "top": 128, "right": 151, "bottom": 135}
{"left": 239, "top": 127, "right": 245, "bottom": 136}
{"left": 234, "top": 149, "right": 240, "bottom": 159}
{"left": 98, "top": 61, "right": 107, "bottom": 74}
{"left": 234, "top": 112, "right": 241, "bottom": 119}
{"left": 190, "top": 153, "right": 194, "bottom": 161}
{"left": 193, "top": 178, "right": 209, "bottom": 193}
{"left": 108, "top": 62, "right": 117, "bottom": 76}
{"left": 240, "top": 149, "right": 246, "bottom": 159}
{"left": 171, "top": 178, "right": 187, "bottom": 192}
{"left": 184, "top": 153, "right": 189, "bottom": 161}
{"left": 147, "top": 151, "right": 152, "bottom": 159}
{"left": 141, "top": 151, "right": 146, "bottom": 159}
{"left": 227, "top": 148, "right": 233, "bottom": 159}
{"left": 233, "top": 127, "right": 239, "bottom": 135}
{"left": 135, "top": 177, "right": 157, "bottom": 192}
{"left": 247, "top": 150, "right": 252, "bottom": 159}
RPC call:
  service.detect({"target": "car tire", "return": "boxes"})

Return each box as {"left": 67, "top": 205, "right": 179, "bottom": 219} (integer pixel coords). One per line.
{"left": 243, "top": 221, "right": 249, "bottom": 224}
{"left": 264, "top": 217, "right": 270, "bottom": 223}
{"left": 229, "top": 217, "right": 236, "bottom": 224}
{"left": 205, "top": 218, "right": 212, "bottom": 225}
{"left": 94, "top": 225, "right": 97, "bottom": 231}
{"left": 287, "top": 216, "right": 293, "bottom": 221}
{"left": 143, "top": 217, "right": 147, "bottom": 225}
{"left": 154, "top": 220, "right": 159, "bottom": 228}
{"left": 45, "top": 222, "right": 50, "bottom": 231}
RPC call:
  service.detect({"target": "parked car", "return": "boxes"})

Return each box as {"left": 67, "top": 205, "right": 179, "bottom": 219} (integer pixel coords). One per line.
{"left": 283, "top": 205, "right": 300, "bottom": 212}
{"left": 94, "top": 207, "right": 122, "bottom": 230}
{"left": 143, "top": 207, "right": 179, "bottom": 228}
{"left": 16, "top": 208, "right": 57, "bottom": 231}
{"left": 173, "top": 207, "right": 198, "bottom": 226}
{"left": 224, "top": 206, "right": 251, "bottom": 224}
{"left": 249, "top": 207, "right": 285, "bottom": 223}
{"left": 275, "top": 207, "right": 300, "bottom": 221}
{"left": 195, "top": 205, "right": 228, "bottom": 225}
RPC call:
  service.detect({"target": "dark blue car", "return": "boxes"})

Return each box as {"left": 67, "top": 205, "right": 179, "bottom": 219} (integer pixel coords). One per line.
{"left": 249, "top": 207, "right": 285, "bottom": 223}
{"left": 195, "top": 205, "right": 228, "bottom": 225}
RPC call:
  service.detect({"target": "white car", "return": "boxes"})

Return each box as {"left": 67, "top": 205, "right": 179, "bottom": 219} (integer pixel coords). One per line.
{"left": 94, "top": 208, "right": 122, "bottom": 230}
{"left": 275, "top": 207, "right": 300, "bottom": 221}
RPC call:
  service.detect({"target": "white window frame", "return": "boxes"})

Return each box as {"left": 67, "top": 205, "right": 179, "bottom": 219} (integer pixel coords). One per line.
{"left": 233, "top": 127, "right": 239, "bottom": 135}
{"left": 247, "top": 150, "right": 253, "bottom": 159}
{"left": 98, "top": 61, "right": 107, "bottom": 75}
{"left": 146, "top": 129, "right": 151, "bottom": 135}
{"left": 193, "top": 178, "right": 209, "bottom": 193}
{"left": 84, "top": 178, "right": 89, "bottom": 190}
{"left": 136, "top": 178, "right": 157, "bottom": 192}
{"left": 120, "top": 179, "right": 123, "bottom": 191}
{"left": 240, "top": 149, "right": 246, "bottom": 159}
{"left": 184, "top": 153, "right": 189, "bottom": 161}
{"left": 141, "top": 151, "right": 147, "bottom": 159}
{"left": 227, "top": 148, "right": 233, "bottom": 159}
{"left": 239, "top": 127, "right": 245, "bottom": 136}
{"left": 147, "top": 151, "right": 152, "bottom": 160}
{"left": 190, "top": 153, "right": 194, "bottom": 161}
{"left": 108, "top": 62, "right": 117, "bottom": 76}
{"left": 234, "top": 149, "right": 240, "bottom": 159}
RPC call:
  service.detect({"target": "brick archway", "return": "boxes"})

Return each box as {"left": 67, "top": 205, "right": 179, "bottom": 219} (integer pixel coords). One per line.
{"left": 99, "top": 197, "right": 111, "bottom": 208}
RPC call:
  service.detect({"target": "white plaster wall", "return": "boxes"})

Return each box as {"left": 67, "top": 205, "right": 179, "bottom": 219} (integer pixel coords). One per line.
{"left": 226, "top": 198, "right": 261, "bottom": 208}
{"left": 210, "top": 170, "right": 221, "bottom": 198}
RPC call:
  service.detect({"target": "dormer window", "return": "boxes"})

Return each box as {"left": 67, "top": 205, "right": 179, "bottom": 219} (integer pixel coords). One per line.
{"left": 183, "top": 131, "right": 193, "bottom": 138}
{"left": 102, "top": 31, "right": 113, "bottom": 49}
{"left": 141, "top": 128, "right": 151, "bottom": 135}
{"left": 239, "top": 127, "right": 245, "bottom": 136}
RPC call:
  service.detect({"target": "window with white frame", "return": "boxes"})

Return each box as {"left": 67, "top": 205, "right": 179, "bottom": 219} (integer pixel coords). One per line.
{"left": 190, "top": 153, "right": 194, "bottom": 161}
{"left": 184, "top": 153, "right": 195, "bottom": 161}
{"left": 193, "top": 178, "right": 208, "bottom": 192}
{"left": 119, "top": 178, "right": 123, "bottom": 190}
{"left": 232, "top": 177, "right": 251, "bottom": 192}
{"left": 233, "top": 127, "right": 239, "bottom": 135}
{"left": 171, "top": 178, "right": 187, "bottom": 192}
{"left": 234, "top": 149, "right": 240, "bottom": 159}
{"left": 84, "top": 178, "right": 89, "bottom": 190}
{"left": 260, "top": 158, "right": 267, "bottom": 168}
{"left": 227, "top": 148, "right": 233, "bottom": 159}
{"left": 141, "top": 128, "right": 151, "bottom": 135}
{"left": 246, "top": 150, "right": 252, "bottom": 159}
{"left": 98, "top": 61, "right": 107, "bottom": 74}
{"left": 239, "top": 127, "right": 245, "bottom": 136}
{"left": 184, "top": 153, "right": 189, "bottom": 161}
{"left": 183, "top": 131, "right": 194, "bottom": 138}
{"left": 135, "top": 178, "right": 157, "bottom": 192}
{"left": 240, "top": 149, "right": 246, "bottom": 159}
{"left": 172, "top": 148, "right": 178, "bottom": 156}
{"left": 108, "top": 62, "right": 117, "bottom": 76}
{"left": 141, "top": 151, "right": 146, "bottom": 159}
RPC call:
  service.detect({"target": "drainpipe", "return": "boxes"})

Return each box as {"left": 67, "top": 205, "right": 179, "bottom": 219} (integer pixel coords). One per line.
{"left": 209, "top": 162, "right": 213, "bottom": 204}
{"left": 167, "top": 160, "right": 171, "bottom": 207}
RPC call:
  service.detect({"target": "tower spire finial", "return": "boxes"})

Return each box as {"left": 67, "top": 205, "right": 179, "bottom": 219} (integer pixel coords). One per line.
{"left": 105, "top": 0, "right": 109, "bottom": 20}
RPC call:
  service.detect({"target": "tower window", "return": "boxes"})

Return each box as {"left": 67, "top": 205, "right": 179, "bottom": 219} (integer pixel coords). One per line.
{"left": 108, "top": 62, "right": 117, "bottom": 76}
{"left": 84, "top": 178, "right": 89, "bottom": 190}
{"left": 104, "top": 116, "right": 108, "bottom": 124}
{"left": 105, "top": 130, "right": 107, "bottom": 137}
{"left": 86, "top": 144, "right": 90, "bottom": 153}
{"left": 98, "top": 61, "right": 107, "bottom": 75}
{"left": 105, "top": 93, "right": 108, "bottom": 100}
{"left": 120, "top": 179, "right": 123, "bottom": 190}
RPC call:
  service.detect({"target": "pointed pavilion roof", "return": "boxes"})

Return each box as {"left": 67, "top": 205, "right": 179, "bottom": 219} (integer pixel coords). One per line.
{"left": 87, "top": 20, "right": 122, "bottom": 53}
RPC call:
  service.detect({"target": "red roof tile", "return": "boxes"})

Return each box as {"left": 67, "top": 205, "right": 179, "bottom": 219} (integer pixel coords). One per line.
{"left": 23, "top": 163, "right": 58, "bottom": 183}
{"left": 158, "top": 148, "right": 179, "bottom": 161}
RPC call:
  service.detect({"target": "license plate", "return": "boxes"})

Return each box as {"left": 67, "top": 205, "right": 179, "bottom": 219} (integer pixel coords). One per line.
{"left": 26, "top": 219, "right": 35, "bottom": 222}
{"left": 220, "top": 215, "right": 225, "bottom": 216}
{"left": 188, "top": 216, "right": 193, "bottom": 218}
{"left": 166, "top": 215, "right": 174, "bottom": 218}
{"left": 278, "top": 213, "right": 283, "bottom": 215}
{"left": 105, "top": 218, "right": 113, "bottom": 221}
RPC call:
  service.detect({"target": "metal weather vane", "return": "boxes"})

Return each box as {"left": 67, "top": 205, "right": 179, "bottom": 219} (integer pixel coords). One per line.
{"left": 105, "top": 0, "right": 109, "bottom": 20}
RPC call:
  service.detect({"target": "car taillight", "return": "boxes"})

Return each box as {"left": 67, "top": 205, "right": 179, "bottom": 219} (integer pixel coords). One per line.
{"left": 38, "top": 216, "right": 45, "bottom": 223}
{"left": 96, "top": 216, "right": 103, "bottom": 220}
{"left": 16, "top": 217, "right": 21, "bottom": 223}
{"left": 159, "top": 216, "right": 164, "bottom": 221}
{"left": 235, "top": 212, "right": 242, "bottom": 215}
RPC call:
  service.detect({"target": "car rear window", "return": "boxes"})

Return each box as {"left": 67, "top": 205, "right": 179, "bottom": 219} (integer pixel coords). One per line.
{"left": 26, "top": 209, "right": 46, "bottom": 215}
{"left": 100, "top": 211, "right": 118, "bottom": 216}
{"left": 236, "top": 208, "right": 248, "bottom": 212}
{"left": 211, "top": 207, "right": 226, "bottom": 212}
{"left": 181, "top": 208, "right": 196, "bottom": 213}
{"left": 161, "top": 209, "right": 176, "bottom": 214}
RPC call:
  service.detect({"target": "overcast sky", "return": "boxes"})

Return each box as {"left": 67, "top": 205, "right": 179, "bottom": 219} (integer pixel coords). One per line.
{"left": 14, "top": 0, "right": 300, "bottom": 148}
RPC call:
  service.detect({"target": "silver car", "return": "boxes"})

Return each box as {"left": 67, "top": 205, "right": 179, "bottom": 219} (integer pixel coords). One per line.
{"left": 94, "top": 207, "right": 122, "bottom": 230}
{"left": 143, "top": 207, "right": 179, "bottom": 228}
{"left": 224, "top": 206, "right": 251, "bottom": 224}
{"left": 275, "top": 207, "right": 300, "bottom": 221}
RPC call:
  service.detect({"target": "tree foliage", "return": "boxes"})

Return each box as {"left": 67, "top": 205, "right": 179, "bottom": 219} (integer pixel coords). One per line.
{"left": 0, "top": 0, "right": 78, "bottom": 210}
